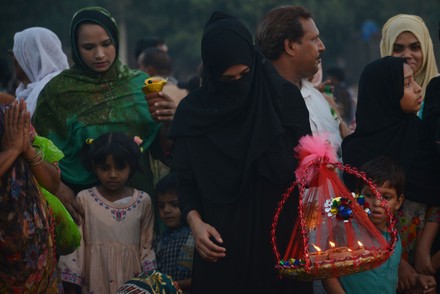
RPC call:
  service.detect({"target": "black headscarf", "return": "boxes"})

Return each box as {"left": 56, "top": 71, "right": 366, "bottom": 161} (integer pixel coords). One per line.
{"left": 342, "top": 56, "right": 440, "bottom": 205}
{"left": 169, "top": 11, "right": 285, "bottom": 203}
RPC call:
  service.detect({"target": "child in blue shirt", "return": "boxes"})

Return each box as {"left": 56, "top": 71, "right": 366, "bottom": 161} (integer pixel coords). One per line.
{"left": 323, "top": 156, "right": 435, "bottom": 293}
{"left": 154, "top": 173, "right": 194, "bottom": 293}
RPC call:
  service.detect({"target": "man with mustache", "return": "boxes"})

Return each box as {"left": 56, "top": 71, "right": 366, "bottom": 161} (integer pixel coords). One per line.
{"left": 256, "top": 5, "right": 343, "bottom": 159}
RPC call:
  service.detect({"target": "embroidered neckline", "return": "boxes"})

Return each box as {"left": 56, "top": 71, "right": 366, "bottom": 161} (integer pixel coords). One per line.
{"left": 88, "top": 188, "right": 144, "bottom": 222}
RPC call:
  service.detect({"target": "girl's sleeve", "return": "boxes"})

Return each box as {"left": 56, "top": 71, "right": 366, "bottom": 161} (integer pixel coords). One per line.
{"left": 140, "top": 192, "right": 157, "bottom": 272}
{"left": 58, "top": 193, "right": 86, "bottom": 286}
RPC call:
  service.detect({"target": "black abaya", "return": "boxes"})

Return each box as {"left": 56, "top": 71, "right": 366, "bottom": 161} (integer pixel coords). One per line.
{"left": 169, "top": 11, "right": 312, "bottom": 293}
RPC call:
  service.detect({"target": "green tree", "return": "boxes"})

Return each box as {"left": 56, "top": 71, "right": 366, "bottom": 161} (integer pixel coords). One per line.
{"left": 2, "top": 0, "right": 440, "bottom": 84}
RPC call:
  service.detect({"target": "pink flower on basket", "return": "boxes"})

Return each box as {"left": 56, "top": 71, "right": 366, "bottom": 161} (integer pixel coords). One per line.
{"left": 294, "top": 134, "right": 338, "bottom": 184}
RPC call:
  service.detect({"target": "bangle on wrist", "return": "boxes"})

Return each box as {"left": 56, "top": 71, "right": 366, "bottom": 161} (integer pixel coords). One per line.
{"left": 24, "top": 148, "right": 44, "bottom": 166}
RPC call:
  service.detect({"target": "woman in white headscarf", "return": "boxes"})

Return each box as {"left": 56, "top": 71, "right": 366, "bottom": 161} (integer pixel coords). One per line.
{"left": 12, "top": 27, "right": 69, "bottom": 116}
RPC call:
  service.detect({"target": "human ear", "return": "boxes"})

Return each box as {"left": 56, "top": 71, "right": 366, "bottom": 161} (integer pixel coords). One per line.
{"left": 395, "top": 194, "right": 404, "bottom": 211}
{"left": 284, "top": 39, "right": 296, "bottom": 56}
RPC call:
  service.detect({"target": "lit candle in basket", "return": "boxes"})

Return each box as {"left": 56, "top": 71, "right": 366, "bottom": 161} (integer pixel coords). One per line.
{"left": 329, "top": 241, "right": 335, "bottom": 251}
{"left": 328, "top": 241, "right": 351, "bottom": 260}
{"left": 350, "top": 241, "right": 370, "bottom": 257}
{"left": 309, "top": 244, "right": 328, "bottom": 263}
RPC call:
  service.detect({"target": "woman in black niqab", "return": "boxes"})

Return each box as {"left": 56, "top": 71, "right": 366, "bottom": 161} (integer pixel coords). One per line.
{"left": 169, "top": 11, "right": 312, "bottom": 294}
{"left": 170, "top": 11, "right": 284, "bottom": 204}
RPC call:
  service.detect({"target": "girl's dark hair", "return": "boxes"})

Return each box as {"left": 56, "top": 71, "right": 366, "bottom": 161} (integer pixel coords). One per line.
{"left": 82, "top": 132, "right": 142, "bottom": 178}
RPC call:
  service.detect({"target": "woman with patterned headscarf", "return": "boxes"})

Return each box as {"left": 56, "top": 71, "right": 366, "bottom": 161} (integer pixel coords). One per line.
{"left": 380, "top": 14, "right": 438, "bottom": 117}
{"left": 33, "top": 7, "right": 175, "bottom": 224}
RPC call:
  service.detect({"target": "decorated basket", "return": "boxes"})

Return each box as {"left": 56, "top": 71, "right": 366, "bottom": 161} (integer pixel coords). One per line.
{"left": 271, "top": 135, "right": 397, "bottom": 280}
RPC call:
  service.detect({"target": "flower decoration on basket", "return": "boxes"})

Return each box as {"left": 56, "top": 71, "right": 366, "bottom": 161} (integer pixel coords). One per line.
{"left": 324, "top": 197, "right": 352, "bottom": 220}
{"left": 352, "top": 193, "right": 371, "bottom": 215}
{"left": 271, "top": 134, "right": 397, "bottom": 281}
{"left": 324, "top": 194, "right": 370, "bottom": 220}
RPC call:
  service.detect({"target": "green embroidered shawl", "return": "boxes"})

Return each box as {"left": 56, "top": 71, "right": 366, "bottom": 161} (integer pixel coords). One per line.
{"left": 33, "top": 60, "right": 160, "bottom": 189}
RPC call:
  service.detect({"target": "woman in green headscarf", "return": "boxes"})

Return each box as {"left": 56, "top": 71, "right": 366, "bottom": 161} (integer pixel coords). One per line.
{"left": 33, "top": 6, "right": 175, "bottom": 223}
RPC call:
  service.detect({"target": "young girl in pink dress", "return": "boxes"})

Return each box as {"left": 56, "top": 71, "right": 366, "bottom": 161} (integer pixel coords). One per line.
{"left": 59, "top": 132, "right": 156, "bottom": 294}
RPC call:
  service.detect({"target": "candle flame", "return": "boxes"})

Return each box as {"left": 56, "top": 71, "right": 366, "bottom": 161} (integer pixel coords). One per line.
{"left": 348, "top": 248, "right": 352, "bottom": 252}
{"left": 329, "top": 241, "right": 335, "bottom": 248}
{"left": 358, "top": 241, "right": 364, "bottom": 247}
{"left": 312, "top": 244, "right": 321, "bottom": 252}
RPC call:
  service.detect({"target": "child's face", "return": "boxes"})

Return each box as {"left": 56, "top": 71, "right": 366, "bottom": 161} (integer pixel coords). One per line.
{"left": 361, "top": 181, "right": 404, "bottom": 231}
{"left": 93, "top": 155, "right": 130, "bottom": 193}
{"left": 400, "top": 63, "right": 422, "bottom": 114}
{"left": 157, "top": 192, "right": 181, "bottom": 229}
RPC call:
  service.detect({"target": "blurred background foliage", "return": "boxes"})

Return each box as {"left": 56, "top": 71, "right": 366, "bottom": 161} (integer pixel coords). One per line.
{"left": 2, "top": 0, "right": 440, "bottom": 86}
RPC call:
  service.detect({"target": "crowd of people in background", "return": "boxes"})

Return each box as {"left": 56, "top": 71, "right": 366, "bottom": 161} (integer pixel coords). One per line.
{"left": 1, "top": 3, "right": 440, "bottom": 294}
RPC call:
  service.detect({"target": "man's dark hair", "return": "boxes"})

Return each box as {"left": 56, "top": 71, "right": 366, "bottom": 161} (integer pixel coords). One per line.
{"left": 135, "top": 36, "right": 166, "bottom": 59}
{"left": 140, "top": 47, "right": 172, "bottom": 76}
{"left": 256, "top": 6, "right": 312, "bottom": 60}
{"left": 357, "top": 156, "right": 405, "bottom": 197}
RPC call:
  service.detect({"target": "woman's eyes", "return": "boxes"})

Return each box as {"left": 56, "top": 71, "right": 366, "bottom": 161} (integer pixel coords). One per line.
{"left": 410, "top": 44, "right": 421, "bottom": 51}
{"left": 219, "top": 75, "right": 236, "bottom": 82}
{"left": 393, "top": 46, "right": 403, "bottom": 53}
{"left": 81, "top": 41, "right": 112, "bottom": 50}
{"left": 82, "top": 45, "right": 94, "bottom": 51}
{"left": 393, "top": 44, "right": 421, "bottom": 53}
